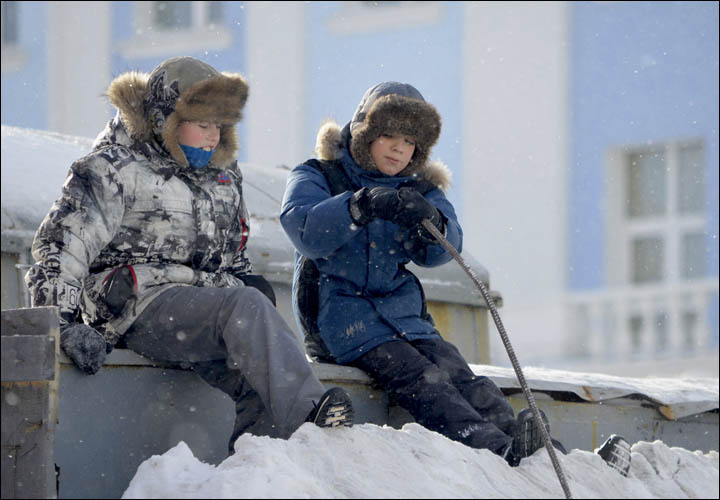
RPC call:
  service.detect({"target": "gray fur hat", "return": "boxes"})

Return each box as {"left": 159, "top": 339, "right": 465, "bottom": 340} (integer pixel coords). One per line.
{"left": 107, "top": 56, "right": 248, "bottom": 168}
{"left": 349, "top": 82, "right": 442, "bottom": 177}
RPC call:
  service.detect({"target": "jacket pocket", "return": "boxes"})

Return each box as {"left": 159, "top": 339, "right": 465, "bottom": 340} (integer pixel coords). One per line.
{"left": 100, "top": 265, "right": 138, "bottom": 316}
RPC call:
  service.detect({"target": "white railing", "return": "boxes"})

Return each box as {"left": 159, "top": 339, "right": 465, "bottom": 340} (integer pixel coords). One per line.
{"left": 565, "top": 278, "right": 719, "bottom": 362}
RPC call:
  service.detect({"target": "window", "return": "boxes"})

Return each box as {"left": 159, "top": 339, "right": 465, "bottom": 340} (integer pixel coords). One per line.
{"left": 150, "top": 1, "right": 224, "bottom": 30}
{"left": 682, "top": 232, "right": 706, "bottom": 280}
{"left": 119, "top": 1, "right": 230, "bottom": 59}
{"left": 207, "top": 1, "right": 223, "bottom": 23}
{"left": 1, "top": 0, "right": 26, "bottom": 72}
{"left": 631, "top": 236, "right": 664, "bottom": 283}
{"left": 607, "top": 140, "right": 707, "bottom": 286}
{"left": 153, "top": 2, "right": 192, "bottom": 30}
{"left": 677, "top": 143, "right": 705, "bottom": 214}
{"left": 1, "top": 0, "right": 19, "bottom": 45}
{"left": 626, "top": 149, "right": 666, "bottom": 218}
{"left": 151, "top": 1, "right": 224, "bottom": 31}
{"left": 681, "top": 310, "right": 698, "bottom": 352}
{"left": 571, "top": 140, "right": 714, "bottom": 363}
{"left": 327, "top": 1, "right": 443, "bottom": 36}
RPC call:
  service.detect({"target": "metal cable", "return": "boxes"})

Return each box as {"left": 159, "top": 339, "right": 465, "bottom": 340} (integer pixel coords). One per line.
{"left": 422, "top": 219, "right": 573, "bottom": 499}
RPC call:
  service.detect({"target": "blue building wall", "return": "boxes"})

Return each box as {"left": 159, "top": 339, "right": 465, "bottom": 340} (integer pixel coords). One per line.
{"left": 3, "top": 1, "right": 716, "bottom": 293}
{"left": 0, "top": 1, "right": 48, "bottom": 130}
{"left": 568, "top": 1, "right": 719, "bottom": 290}
{"left": 303, "top": 2, "right": 464, "bottom": 211}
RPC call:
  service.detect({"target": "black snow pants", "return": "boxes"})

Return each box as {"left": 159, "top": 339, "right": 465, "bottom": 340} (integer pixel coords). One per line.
{"left": 350, "top": 337, "right": 516, "bottom": 454}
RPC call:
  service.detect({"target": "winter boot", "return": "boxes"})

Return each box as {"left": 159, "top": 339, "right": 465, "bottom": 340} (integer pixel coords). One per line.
{"left": 306, "top": 387, "right": 355, "bottom": 428}
{"left": 596, "top": 434, "right": 631, "bottom": 477}
{"left": 503, "top": 407, "right": 550, "bottom": 466}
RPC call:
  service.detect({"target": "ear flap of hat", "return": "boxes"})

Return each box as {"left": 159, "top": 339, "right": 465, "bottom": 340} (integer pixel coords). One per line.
{"left": 106, "top": 71, "right": 152, "bottom": 142}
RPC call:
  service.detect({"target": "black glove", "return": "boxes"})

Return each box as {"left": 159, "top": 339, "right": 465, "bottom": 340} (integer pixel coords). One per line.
{"left": 238, "top": 274, "right": 277, "bottom": 306}
{"left": 393, "top": 188, "right": 445, "bottom": 243}
{"left": 60, "top": 323, "right": 111, "bottom": 375}
{"left": 349, "top": 186, "right": 400, "bottom": 226}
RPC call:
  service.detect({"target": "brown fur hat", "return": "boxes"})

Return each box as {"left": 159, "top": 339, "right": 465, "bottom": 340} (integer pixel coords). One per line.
{"left": 315, "top": 120, "right": 452, "bottom": 193}
{"left": 349, "top": 82, "right": 441, "bottom": 177}
{"left": 106, "top": 56, "right": 248, "bottom": 169}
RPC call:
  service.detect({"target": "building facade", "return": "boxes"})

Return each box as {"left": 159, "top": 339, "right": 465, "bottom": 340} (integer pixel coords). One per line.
{"left": 2, "top": 1, "right": 718, "bottom": 376}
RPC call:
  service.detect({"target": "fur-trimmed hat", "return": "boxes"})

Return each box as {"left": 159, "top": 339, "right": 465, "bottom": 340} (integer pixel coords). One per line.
{"left": 314, "top": 120, "right": 452, "bottom": 193}
{"left": 348, "top": 82, "right": 441, "bottom": 177}
{"left": 106, "top": 56, "right": 248, "bottom": 168}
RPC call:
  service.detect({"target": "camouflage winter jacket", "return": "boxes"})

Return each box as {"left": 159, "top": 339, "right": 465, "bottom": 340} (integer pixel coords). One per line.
{"left": 25, "top": 66, "right": 251, "bottom": 346}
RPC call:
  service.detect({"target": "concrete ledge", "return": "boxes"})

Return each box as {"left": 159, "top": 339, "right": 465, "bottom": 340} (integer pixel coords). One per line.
{"left": 1, "top": 305, "right": 60, "bottom": 336}
{"left": 1, "top": 307, "right": 60, "bottom": 499}
{"left": 97, "top": 348, "right": 375, "bottom": 384}
{"left": 1, "top": 335, "right": 56, "bottom": 381}
{"left": 55, "top": 349, "right": 402, "bottom": 499}
{"left": 55, "top": 348, "right": 718, "bottom": 499}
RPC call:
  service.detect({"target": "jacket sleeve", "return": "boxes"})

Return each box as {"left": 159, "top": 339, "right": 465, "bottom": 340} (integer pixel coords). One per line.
{"left": 24, "top": 153, "right": 125, "bottom": 325}
{"left": 280, "top": 163, "right": 362, "bottom": 259}
{"left": 406, "top": 187, "right": 463, "bottom": 267}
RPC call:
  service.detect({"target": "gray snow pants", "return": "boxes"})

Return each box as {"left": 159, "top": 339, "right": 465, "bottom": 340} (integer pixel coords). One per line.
{"left": 123, "top": 285, "right": 326, "bottom": 454}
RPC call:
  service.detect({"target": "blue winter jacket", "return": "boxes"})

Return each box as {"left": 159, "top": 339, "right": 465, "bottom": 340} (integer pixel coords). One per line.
{"left": 280, "top": 123, "right": 463, "bottom": 363}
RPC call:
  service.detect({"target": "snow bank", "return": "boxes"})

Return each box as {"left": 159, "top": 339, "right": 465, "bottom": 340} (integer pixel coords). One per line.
{"left": 122, "top": 423, "right": 719, "bottom": 499}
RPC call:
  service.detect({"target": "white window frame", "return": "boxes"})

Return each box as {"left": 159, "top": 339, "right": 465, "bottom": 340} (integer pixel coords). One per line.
{"left": 118, "top": 1, "right": 231, "bottom": 59}
{"left": 327, "top": 1, "right": 444, "bottom": 36}
{"left": 606, "top": 139, "right": 706, "bottom": 288}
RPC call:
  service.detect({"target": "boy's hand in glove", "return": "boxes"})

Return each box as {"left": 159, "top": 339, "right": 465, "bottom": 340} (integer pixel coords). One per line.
{"left": 349, "top": 186, "right": 400, "bottom": 226}
{"left": 392, "top": 188, "right": 445, "bottom": 243}
{"left": 60, "top": 323, "right": 112, "bottom": 375}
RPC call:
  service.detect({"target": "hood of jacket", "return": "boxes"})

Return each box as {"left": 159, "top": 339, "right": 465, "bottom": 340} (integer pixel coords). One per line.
{"left": 314, "top": 120, "right": 452, "bottom": 192}
{"left": 105, "top": 56, "right": 248, "bottom": 169}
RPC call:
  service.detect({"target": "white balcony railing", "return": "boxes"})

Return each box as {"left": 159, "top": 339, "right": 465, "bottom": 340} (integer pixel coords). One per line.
{"left": 565, "top": 278, "right": 719, "bottom": 362}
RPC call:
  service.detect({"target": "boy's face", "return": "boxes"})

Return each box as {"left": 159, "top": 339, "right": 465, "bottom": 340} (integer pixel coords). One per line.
{"left": 177, "top": 120, "right": 221, "bottom": 150}
{"left": 369, "top": 133, "right": 416, "bottom": 176}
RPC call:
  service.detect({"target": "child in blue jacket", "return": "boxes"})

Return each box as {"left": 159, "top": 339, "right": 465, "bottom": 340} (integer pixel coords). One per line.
{"left": 281, "top": 82, "right": 631, "bottom": 474}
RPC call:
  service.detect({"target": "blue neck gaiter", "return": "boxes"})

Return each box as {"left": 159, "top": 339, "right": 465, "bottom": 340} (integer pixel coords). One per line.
{"left": 180, "top": 144, "right": 216, "bottom": 169}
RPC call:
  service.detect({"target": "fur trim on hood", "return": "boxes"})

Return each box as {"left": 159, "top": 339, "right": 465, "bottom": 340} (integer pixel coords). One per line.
{"left": 315, "top": 120, "right": 452, "bottom": 193}
{"left": 106, "top": 57, "right": 248, "bottom": 169}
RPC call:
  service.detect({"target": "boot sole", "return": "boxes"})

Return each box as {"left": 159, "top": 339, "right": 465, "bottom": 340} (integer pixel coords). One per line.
{"left": 313, "top": 390, "right": 355, "bottom": 428}
{"left": 597, "top": 435, "right": 631, "bottom": 477}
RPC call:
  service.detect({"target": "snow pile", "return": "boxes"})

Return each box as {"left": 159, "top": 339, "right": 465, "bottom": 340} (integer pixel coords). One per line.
{"left": 122, "top": 422, "right": 718, "bottom": 499}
